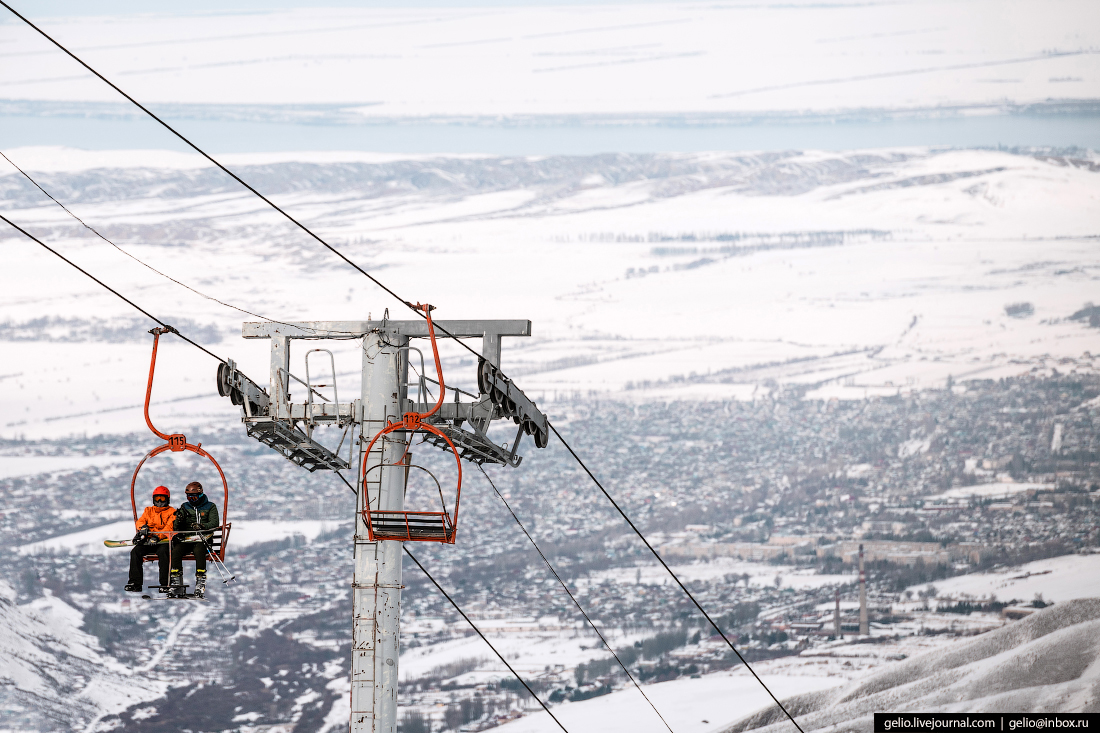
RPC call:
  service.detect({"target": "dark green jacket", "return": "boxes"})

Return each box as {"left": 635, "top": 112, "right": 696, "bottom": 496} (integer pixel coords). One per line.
{"left": 174, "top": 496, "right": 219, "bottom": 536}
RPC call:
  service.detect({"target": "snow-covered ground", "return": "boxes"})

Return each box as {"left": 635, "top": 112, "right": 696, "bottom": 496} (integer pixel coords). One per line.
{"left": 731, "top": 600, "right": 1100, "bottom": 732}
{"left": 586, "top": 559, "right": 855, "bottom": 591}
{"left": 2, "top": 145, "right": 1098, "bottom": 441}
{"left": 906, "top": 553, "right": 1100, "bottom": 605}
{"left": 493, "top": 671, "right": 842, "bottom": 733}
{"left": 0, "top": 581, "right": 166, "bottom": 730}
{"left": 0, "top": 452, "right": 139, "bottom": 479}
{"left": 927, "top": 481, "right": 1054, "bottom": 502}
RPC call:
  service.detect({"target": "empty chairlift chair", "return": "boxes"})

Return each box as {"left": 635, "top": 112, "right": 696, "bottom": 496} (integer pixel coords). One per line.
{"left": 360, "top": 304, "right": 462, "bottom": 544}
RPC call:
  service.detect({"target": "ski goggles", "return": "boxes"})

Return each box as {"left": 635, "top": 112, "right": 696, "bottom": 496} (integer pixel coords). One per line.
{"left": 153, "top": 496, "right": 170, "bottom": 506}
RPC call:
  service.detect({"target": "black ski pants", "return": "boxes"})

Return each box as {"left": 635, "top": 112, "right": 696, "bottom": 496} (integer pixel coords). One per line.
{"left": 128, "top": 543, "right": 171, "bottom": 587}
{"left": 170, "top": 542, "right": 208, "bottom": 573}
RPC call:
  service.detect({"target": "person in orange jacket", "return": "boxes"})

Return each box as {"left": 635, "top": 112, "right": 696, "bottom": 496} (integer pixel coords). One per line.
{"left": 124, "top": 485, "right": 176, "bottom": 592}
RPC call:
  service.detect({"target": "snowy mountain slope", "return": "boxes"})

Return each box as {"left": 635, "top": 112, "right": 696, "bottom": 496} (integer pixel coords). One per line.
{"left": 720, "top": 599, "right": 1100, "bottom": 733}
{"left": 1, "top": 145, "right": 1098, "bottom": 440}
{"left": 2, "top": 2, "right": 1098, "bottom": 121}
{"left": 0, "top": 581, "right": 164, "bottom": 732}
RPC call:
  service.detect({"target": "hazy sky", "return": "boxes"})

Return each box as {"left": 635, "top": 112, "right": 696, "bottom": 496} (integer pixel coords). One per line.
{"left": 16, "top": 0, "right": 665, "bottom": 16}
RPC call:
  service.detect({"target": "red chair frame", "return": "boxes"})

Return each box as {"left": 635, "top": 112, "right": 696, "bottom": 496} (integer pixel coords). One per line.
{"left": 360, "top": 304, "right": 462, "bottom": 544}
{"left": 131, "top": 327, "right": 231, "bottom": 567}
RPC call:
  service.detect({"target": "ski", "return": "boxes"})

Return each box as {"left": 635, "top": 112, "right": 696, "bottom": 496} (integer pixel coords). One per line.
{"left": 103, "top": 538, "right": 168, "bottom": 548}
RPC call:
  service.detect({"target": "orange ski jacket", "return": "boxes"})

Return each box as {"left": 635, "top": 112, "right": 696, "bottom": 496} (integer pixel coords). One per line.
{"left": 136, "top": 505, "right": 176, "bottom": 541}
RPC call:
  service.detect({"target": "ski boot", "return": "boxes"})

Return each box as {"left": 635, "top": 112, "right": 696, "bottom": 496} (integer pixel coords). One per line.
{"left": 124, "top": 582, "right": 141, "bottom": 592}
{"left": 168, "top": 569, "right": 185, "bottom": 598}
{"left": 194, "top": 570, "right": 207, "bottom": 600}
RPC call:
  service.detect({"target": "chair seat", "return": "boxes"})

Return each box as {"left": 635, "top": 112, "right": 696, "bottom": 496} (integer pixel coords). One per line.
{"left": 367, "top": 511, "right": 454, "bottom": 542}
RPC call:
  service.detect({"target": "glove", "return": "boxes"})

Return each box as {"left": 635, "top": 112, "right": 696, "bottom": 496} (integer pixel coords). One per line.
{"left": 133, "top": 527, "right": 150, "bottom": 543}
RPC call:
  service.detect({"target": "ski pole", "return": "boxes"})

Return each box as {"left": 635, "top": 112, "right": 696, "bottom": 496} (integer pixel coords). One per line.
{"left": 206, "top": 549, "right": 235, "bottom": 585}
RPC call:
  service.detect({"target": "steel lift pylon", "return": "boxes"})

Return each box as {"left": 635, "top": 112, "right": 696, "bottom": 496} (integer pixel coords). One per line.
{"left": 216, "top": 316, "right": 548, "bottom": 733}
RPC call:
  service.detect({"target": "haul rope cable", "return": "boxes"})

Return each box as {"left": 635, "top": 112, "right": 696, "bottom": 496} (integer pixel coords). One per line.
{"left": 404, "top": 547, "right": 571, "bottom": 733}
{"left": 2, "top": 8, "right": 805, "bottom": 729}
{"left": 478, "top": 464, "right": 676, "bottom": 733}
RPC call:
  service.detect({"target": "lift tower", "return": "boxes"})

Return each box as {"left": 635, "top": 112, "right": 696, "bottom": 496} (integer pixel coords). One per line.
{"left": 217, "top": 317, "right": 549, "bottom": 733}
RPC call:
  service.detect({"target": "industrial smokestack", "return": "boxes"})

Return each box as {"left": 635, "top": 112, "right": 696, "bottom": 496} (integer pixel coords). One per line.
{"left": 859, "top": 543, "right": 869, "bottom": 636}
{"left": 834, "top": 588, "right": 842, "bottom": 639}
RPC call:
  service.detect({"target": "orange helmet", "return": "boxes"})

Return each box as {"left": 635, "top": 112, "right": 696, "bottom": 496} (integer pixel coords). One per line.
{"left": 152, "top": 485, "right": 170, "bottom": 498}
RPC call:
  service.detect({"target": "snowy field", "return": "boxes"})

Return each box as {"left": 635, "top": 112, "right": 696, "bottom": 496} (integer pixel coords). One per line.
{"left": 2, "top": 145, "right": 1098, "bottom": 441}
{"left": 927, "top": 481, "right": 1054, "bottom": 502}
{"left": 16, "top": 518, "right": 340, "bottom": 555}
{"left": 0, "top": 452, "right": 139, "bottom": 479}
{"left": 906, "top": 553, "right": 1100, "bottom": 605}
{"left": 0, "top": 580, "right": 166, "bottom": 727}
{"left": 493, "top": 671, "right": 842, "bottom": 733}
{"left": 586, "top": 559, "right": 856, "bottom": 591}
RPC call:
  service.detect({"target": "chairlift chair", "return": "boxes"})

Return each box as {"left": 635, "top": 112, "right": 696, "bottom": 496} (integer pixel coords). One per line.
{"left": 130, "top": 327, "right": 231, "bottom": 569}
{"left": 360, "top": 304, "right": 462, "bottom": 544}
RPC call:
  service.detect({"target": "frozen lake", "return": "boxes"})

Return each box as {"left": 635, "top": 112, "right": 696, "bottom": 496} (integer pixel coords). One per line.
{"left": 3, "top": 112, "right": 1099, "bottom": 155}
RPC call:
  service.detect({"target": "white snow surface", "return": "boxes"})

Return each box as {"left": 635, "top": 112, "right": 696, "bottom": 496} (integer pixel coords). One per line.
{"left": 907, "top": 554, "right": 1100, "bottom": 605}
{"left": 493, "top": 672, "right": 843, "bottom": 733}
{"left": 0, "top": 453, "right": 139, "bottom": 479}
{"left": 0, "top": 582, "right": 165, "bottom": 729}
{"left": 1, "top": 3, "right": 1097, "bottom": 118}
{"left": 927, "top": 481, "right": 1054, "bottom": 501}
{"left": 723, "top": 599, "right": 1100, "bottom": 733}
{"left": 587, "top": 558, "right": 855, "bottom": 591}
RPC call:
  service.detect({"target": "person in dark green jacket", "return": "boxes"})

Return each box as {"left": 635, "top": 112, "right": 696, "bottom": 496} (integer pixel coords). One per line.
{"left": 169, "top": 481, "right": 219, "bottom": 598}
